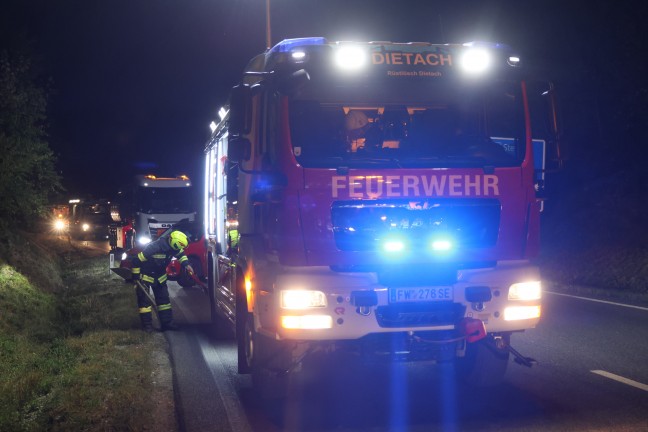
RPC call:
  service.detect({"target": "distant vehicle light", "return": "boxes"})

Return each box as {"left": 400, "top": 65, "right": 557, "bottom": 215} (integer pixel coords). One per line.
{"left": 504, "top": 305, "right": 541, "bottom": 321}
{"left": 138, "top": 236, "right": 151, "bottom": 245}
{"left": 281, "top": 290, "right": 327, "bottom": 309}
{"left": 82, "top": 223, "right": 90, "bottom": 231}
{"left": 54, "top": 220, "right": 66, "bottom": 231}
{"left": 460, "top": 48, "right": 491, "bottom": 73}
{"left": 281, "top": 315, "right": 332, "bottom": 329}
{"left": 508, "top": 281, "right": 542, "bottom": 301}
{"left": 335, "top": 45, "right": 367, "bottom": 70}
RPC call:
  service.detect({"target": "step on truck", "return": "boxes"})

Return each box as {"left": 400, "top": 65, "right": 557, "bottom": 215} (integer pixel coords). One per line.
{"left": 203, "top": 38, "right": 562, "bottom": 396}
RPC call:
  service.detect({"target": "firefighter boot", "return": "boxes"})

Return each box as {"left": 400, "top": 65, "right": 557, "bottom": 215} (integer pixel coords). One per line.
{"left": 158, "top": 308, "right": 178, "bottom": 331}
{"left": 139, "top": 312, "right": 154, "bottom": 333}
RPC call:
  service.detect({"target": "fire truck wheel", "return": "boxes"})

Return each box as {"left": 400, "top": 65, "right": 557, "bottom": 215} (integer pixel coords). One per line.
{"left": 245, "top": 316, "right": 292, "bottom": 400}
{"left": 456, "top": 334, "right": 510, "bottom": 387}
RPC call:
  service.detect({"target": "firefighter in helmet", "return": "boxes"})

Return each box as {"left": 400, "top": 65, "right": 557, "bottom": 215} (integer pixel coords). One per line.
{"left": 129, "top": 230, "right": 195, "bottom": 332}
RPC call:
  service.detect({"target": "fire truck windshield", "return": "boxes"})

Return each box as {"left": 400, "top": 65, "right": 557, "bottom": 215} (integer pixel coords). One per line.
{"left": 136, "top": 187, "right": 194, "bottom": 214}
{"left": 289, "top": 79, "right": 525, "bottom": 169}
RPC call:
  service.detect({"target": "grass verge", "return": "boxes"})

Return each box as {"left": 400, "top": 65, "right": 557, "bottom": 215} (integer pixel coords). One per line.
{"left": 0, "top": 230, "right": 175, "bottom": 431}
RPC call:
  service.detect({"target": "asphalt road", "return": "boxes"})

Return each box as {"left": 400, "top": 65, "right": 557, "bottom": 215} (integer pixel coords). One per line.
{"left": 166, "top": 283, "right": 648, "bottom": 432}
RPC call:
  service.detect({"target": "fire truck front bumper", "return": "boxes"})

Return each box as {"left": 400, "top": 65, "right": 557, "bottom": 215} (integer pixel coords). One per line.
{"left": 255, "top": 260, "right": 542, "bottom": 341}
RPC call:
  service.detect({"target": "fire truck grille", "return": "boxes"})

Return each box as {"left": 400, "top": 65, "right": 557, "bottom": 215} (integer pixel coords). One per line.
{"left": 332, "top": 198, "right": 501, "bottom": 252}
{"left": 375, "top": 302, "right": 466, "bottom": 328}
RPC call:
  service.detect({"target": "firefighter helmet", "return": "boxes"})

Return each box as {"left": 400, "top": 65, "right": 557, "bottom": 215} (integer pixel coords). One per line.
{"left": 169, "top": 230, "right": 189, "bottom": 251}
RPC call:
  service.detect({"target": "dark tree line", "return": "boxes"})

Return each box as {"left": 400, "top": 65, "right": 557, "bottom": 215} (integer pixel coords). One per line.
{"left": 0, "top": 49, "right": 61, "bottom": 230}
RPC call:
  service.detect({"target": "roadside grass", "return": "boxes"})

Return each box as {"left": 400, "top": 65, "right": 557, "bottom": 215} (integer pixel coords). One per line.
{"left": 0, "top": 230, "right": 171, "bottom": 431}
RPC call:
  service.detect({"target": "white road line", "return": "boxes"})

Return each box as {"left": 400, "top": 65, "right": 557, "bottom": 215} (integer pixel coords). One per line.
{"left": 545, "top": 291, "right": 648, "bottom": 311}
{"left": 591, "top": 370, "right": 648, "bottom": 392}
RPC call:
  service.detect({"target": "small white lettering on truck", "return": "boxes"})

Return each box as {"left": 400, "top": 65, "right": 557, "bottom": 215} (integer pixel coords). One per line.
{"left": 331, "top": 175, "right": 499, "bottom": 198}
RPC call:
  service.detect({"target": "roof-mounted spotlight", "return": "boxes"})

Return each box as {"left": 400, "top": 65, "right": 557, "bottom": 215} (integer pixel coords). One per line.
{"left": 334, "top": 45, "right": 367, "bottom": 71}
{"left": 460, "top": 48, "right": 491, "bottom": 74}
{"left": 507, "top": 55, "right": 521, "bottom": 66}
{"left": 291, "top": 51, "right": 307, "bottom": 62}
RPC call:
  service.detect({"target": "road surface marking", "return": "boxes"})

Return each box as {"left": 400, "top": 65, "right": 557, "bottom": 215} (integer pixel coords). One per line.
{"left": 591, "top": 370, "right": 648, "bottom": 392}
{"left": 545, "top": 291, "right": 648, "bottom": 311}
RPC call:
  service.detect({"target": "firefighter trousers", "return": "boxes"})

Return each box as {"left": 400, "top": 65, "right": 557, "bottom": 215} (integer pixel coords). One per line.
{"left": 136, "top": 275, "right": 174, "bottom": 327}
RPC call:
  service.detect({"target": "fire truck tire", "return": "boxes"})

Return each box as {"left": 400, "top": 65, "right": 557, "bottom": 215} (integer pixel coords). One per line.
{"left": 245, "top": 315, "right": 292, "bottom": 400}
{"left": 456, "top": 334, "right": 510, "bottom": 387}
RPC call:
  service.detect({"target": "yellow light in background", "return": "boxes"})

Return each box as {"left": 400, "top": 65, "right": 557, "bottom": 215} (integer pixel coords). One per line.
{"left": 281, "top": 315, "right": 332, "bottom": 329}
{"left": 504, "top": 305, "right": 541, "bottom": 321}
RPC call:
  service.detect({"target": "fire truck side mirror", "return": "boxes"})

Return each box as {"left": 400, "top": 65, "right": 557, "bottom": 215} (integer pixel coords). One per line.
{"left": 541, "top": 82, "right": 565, "bottom": 170}
{"left": 229, "top": 84, "right": 252, "bottom": 136}
{"left": 228, "top": 136, "right": 252, "bottom": 162}
{"left": 277, "top": 69, "right": 310, "bottom": 96}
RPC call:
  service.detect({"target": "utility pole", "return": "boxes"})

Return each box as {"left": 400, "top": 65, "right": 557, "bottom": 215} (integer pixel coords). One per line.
{"left": 266, "top": 0, "right": 271, "bottom": 49}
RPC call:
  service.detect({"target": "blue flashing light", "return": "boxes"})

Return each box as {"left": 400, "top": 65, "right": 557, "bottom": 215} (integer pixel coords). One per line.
{"left": 269, "top": 37, "right": 327, "bottom": 54}
{"left": 462, "top": 41, "right": 513, "bottom": 52}
{"left": 431, "top": 239, "right": 453, "bottom": 251}
{"left": 383, "top": 238, "right": 405, "bottom": 253}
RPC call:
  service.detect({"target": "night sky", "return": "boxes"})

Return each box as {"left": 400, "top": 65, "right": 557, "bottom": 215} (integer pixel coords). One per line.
{"left": 3, "top": 0, "right": 647, "bottom": 199}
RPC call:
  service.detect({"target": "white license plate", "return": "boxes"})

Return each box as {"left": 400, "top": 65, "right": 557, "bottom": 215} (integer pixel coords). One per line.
{"left": 389, "top": 286, "right": 453, "bottom": 303}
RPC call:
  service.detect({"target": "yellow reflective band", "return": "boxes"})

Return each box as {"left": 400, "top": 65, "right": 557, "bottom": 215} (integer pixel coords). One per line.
{"left": 142, "top": 275, "right": 155, "bottom": 283}
{"left": 158, "top": 274, "right": 168, "bottom": 283}
{"left": 179, "top": 255, "right": 188, "bottom": 263}
{"left": 138, "top": 252, "right": 147, "bottom": 261}
{"left": 139, "top": 307, "right": 152, "bottom": 314}
{"left": 158, "top": 303, "right": 172, "bottom": 311}
{"left": 132, "top": 268, "right": 141, "bottom": 274}
{"left": 152, "top": 254, "right": 166, "bottom": 259}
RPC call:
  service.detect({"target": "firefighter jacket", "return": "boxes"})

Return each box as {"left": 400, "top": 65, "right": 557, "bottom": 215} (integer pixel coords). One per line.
{"left": 130, "top": 235, "right": 190, "bottom": 284}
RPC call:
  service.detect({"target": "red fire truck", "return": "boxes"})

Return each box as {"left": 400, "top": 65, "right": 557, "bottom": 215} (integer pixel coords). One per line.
{"left": 204, "top": 38, "right": 561, "bottom": 396}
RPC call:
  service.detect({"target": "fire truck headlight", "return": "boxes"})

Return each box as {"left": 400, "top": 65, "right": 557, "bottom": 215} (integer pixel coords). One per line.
{"left": 137, "top": 235, "right": 151, "bottom": 246}
{"left": 504, "top": 305, "right": 541, "bottom": 321}
{"left": 280, "top": 290, "right": 327, "bottom": 309}
{"left": 82, "top": 223, "right": 90, "bottom": 232}
{"left": 281, "top": 315, "right": 332, "bottom": 329}
{"left": 121, "top": 252, "right": 128, "bottom": 261}
{"left": 460, "top": 48, "right": 491, "bottom": 74}
{"left": 508, "top": 281, "right": 542, "bottom": 301}
{"left": 335, "top": 45, "right": 367, "bottom": 71}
